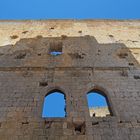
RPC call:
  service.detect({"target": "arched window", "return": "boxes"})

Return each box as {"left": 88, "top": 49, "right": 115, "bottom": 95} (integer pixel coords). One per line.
{"left": 42, "top": 89, "right": 66, "bottom": 118}
{"left": 87, "top": 90, "right": 112, "bottom": 117}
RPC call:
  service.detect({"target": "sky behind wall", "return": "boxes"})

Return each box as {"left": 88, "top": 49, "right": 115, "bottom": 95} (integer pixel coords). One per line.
{"left": 42, "top": 92, "right": 108, "bottom": 117}
{"left": 0, "top": 0, "right": 140, "bottom": 19}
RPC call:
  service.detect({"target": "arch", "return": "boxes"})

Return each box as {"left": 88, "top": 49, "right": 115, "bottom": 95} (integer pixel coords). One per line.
{"left": 45, "top": 86, "right": 66, "bottom": 97}
{"left": 87, "top": 88, "right": 113, "bottom": 117}
{"left": 42, "top": 89, "right": 66, "bottom": 118}
{"left": 46, "top": 89, "right": 66, "bottom": 97}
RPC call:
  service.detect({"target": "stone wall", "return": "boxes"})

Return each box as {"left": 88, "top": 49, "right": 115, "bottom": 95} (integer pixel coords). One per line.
{"left": 89, "top": 107, "right": 110, "bottom": 117}
{"left": 0, "top": 20, "right": 140, "bottom": 140}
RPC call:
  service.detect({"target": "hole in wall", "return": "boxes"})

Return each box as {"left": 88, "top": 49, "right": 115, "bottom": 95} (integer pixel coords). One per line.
{"left": 109, "top": 35, "right": 114, "bottom": 38}
{"left": 39, "top": 81, "right": 48, "bottom": 87}
{"left": 22, "top": 121, "right": 29, "bottom": 125}
{"left": 119, "top": 121, "right": 123, "bottom": 123}
{"left": 97, "top": 49, "right": 101, "bottom": 55}
{"left": 49, "top": 42, "right": 63, "bottom": 56}
{"left": 22, "top": 31, "right": 28, "bottom": 34}
{"left": 75, "top": 126, "right": 82, "bottom": 134}
{"left": 50, "top": 27, "right": 55, "bottom": 30}
{"left": 10, "top": 35, "right": 19, "bottom": 39}
{"left": 78, "top": 30, "right": 82, "bottom": 33}
{"left": 61, "top": 35, "right": 67, "bottom": 39}
{"left": 132, "top": 40, "right": 138, "bottom": 43}
{"left": 38, "top": 53, "right": 41, "bottom": 56}
{"left": 134, "top": 75, "right": 140, "bottom": 80}
{"left": 128, "top": 63, "right": 134, "bottom": 66}
{"left": 74, "top": 123, "right": 85, "bottom": 135}
{"left": 118, "top": 53, "right": 128, "bottom": 59}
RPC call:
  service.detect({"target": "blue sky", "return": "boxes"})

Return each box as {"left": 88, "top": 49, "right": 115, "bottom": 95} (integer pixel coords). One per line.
{"left": 42, "top": 92, "right": 107, "bottom": 117}
{"left": 42, "top": 92, "right": 66, "bottom": 117}
{"left": 87, "top": 93, "right": 107, "bottom": 108}
{"left": 0, "top": 0, "right": 140, "bottom": 19}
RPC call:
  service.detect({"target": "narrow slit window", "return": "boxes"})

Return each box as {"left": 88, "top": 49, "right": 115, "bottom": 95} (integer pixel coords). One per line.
{"left": 87, "top": 91, "right": 112, "bottom": 117}
{"left": 42, "top": 90, "right": 66, "bottom": 118}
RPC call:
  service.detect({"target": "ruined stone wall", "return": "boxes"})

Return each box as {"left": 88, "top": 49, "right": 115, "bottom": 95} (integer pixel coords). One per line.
{"left": 0, "top": 20, "right": 140, "bottom": 140}
{"left": 89, "top": 107, "right": 110, "bottom": 117}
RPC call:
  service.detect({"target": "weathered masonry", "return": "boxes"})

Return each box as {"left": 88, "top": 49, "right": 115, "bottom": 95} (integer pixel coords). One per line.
{"left": 0, "top": 20, "right": 140, "bottom": 140}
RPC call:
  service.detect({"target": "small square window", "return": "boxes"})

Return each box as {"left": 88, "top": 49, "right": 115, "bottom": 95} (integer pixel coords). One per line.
{"left": 49, "top": 42, "right": 63, "bottom": 56}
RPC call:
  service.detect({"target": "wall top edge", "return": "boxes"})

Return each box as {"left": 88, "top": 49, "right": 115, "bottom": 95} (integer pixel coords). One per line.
{"left": 0, "top": 19, "right": 140, "bottom": 23}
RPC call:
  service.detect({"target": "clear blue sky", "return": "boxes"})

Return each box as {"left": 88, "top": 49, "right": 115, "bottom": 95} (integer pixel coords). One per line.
{"left": 42, "top": 92, "right": 66, "bottom": 117}
{"left": 42, "top": 92, "right": 108, "bottom": 118}
{"left": 0, "top": 0, "right": 140, "bottom": 19}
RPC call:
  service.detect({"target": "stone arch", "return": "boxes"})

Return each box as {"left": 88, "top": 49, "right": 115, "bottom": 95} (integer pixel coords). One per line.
{"left": 45, "top": 86, "right": 67, "bottom": 97}
{"left": 45, "top": 88, "right": 66, "bottom": 97}
{"left": 42, "top": 88, "right": 67, "bottom": 118}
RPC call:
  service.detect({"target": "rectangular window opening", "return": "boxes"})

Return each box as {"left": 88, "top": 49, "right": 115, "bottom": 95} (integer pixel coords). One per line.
{"left": 49, "top": 42, "right": 63, "bottom": 56}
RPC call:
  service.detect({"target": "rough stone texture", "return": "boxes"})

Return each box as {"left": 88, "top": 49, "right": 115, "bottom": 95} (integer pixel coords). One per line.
{"left": 89, "top": 107, "right": 110, "bottom": 117}
{"left": 0, "top": 20, "right": 140, "bottom": 140}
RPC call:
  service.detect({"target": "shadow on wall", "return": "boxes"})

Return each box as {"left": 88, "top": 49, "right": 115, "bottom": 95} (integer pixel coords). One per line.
{"left": 0, "top": 35, "right": 139, "bottom": 69}
{"left": 0, "top": 35, "right": 139, "bottom": 138}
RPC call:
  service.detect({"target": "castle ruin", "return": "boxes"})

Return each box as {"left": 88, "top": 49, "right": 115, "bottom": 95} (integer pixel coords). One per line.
{"left": 0, "top": 20, "right": 140, "bottom": 140}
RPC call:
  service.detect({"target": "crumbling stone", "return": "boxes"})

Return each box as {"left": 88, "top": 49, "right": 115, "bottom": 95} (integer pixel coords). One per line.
{"left": 22, "top": 31, "right": 28, "bottom": 34}
{"left": 39, "top": 81, "right": 48, "bottom": 87}
{"left": 134, "top": 75, "right": 140, "bottom": 79}
{"left": 10, "top": 35, "right": 19, "bottom": 39}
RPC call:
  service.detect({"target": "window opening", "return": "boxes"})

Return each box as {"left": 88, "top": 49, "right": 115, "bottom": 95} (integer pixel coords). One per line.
{"left": 49, "top": 42, "right": 63, "bottom": 56}
{"left": 87, "top": 91, "right": 112, "bottom": 117}
{"left": 42, "top": 90, "right": 66, "bottom": 118}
